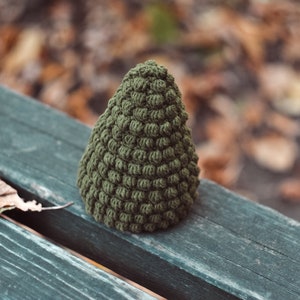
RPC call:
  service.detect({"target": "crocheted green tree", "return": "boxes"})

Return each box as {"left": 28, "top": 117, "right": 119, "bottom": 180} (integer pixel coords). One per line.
{"left": 77, "top": 60, "right": 199, "bottom": 233}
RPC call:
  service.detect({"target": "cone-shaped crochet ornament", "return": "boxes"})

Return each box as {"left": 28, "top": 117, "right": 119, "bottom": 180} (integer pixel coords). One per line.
{"left": 77, "top": 60, "right": 199, "bottom": 233}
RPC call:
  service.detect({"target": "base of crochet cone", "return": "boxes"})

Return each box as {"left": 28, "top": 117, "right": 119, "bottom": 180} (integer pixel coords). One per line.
{"left": 83, "top": 191, "right": 198, "bottom": 233}
{"left": 96, "top": 212, "right": 189, "bottom": 233}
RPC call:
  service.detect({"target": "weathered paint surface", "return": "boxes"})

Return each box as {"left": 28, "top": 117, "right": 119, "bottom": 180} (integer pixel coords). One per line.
{"left": 0, "top": 218, "right": 157, "bottom": 300}
{"left": 1, "top": 86, "right": 300, "bottom": 300}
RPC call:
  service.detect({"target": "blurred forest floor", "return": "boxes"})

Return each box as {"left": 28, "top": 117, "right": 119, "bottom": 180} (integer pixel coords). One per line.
{"left": 0, "top": 0, "right": 300, "bottom": 220}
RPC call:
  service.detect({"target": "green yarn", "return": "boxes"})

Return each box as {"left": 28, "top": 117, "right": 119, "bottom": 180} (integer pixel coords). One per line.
{"left": 77, "top": 60, "right": 199, "bottom": 233}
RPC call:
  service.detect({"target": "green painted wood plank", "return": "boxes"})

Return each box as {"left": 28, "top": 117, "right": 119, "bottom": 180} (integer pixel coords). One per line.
{"left": 0, "top": 217, "right": 157, "bottom": 300}
{"left": 0, "top": 86, "right": 90, "bottom": 149}
{"left": 1, "top": 86, "right": 300, "bottom": 300}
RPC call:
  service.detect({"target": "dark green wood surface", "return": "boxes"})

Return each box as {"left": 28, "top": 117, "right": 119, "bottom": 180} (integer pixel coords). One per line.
{"left": 1, "top": 86, "right": 300, "bottom": 299}
{"left": 0, "top": 217, "right": 156, "bottom": 300}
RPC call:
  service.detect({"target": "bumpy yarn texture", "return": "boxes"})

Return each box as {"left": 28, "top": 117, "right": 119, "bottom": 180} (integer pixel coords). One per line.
{"left": 77, "top": 60, "right": 199, "bottom": 233}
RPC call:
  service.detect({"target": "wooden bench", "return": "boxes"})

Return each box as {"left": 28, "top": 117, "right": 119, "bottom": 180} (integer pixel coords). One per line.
{"left": 1, "top": 85, "right": 300, "bottom": 300}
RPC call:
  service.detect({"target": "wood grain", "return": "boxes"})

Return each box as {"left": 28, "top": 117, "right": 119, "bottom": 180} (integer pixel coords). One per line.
{"left": 1, "top": 86, "right": 300, "bottom": 299}
{"left": 0, "top": 217, "right": 156, "bottom": 300}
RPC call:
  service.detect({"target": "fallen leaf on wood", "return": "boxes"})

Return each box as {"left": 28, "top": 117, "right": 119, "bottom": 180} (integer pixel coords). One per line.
{"left": 0, "top": 179, "right": 73, "bottom": 213}
{"left": 243, "top": 133, "right": 298, "bottom": 172}
{"left": 279, "top": 178, "right": 300, "bottom": 203}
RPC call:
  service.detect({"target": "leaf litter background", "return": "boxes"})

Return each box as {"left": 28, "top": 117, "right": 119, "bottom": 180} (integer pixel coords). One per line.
{"left": 0, "top": 0, "right": 300, "bottom": 220}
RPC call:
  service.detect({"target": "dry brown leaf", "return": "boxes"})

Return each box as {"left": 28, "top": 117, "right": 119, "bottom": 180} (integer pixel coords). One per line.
{"left": 0, "top": 73, "right": 33, "bottom": 96}
{"left": 241, "top": 97, "right": 266, "bottom": 129}
{"left": 284, "top": 35, "right": 300, "bottom": 63}
{"left": 260, "top": 65, "right": 300, "bottom": 116}
{"left": 243, "top": 133, "right": 298, "bottom": 172}
{"left": 193, "top": 8, "right": 265, "bottom": 67}
{"left": 0, "top": 179, "right": 73, "bottom": 213}
{"left": 209, "top": 95, "right": 242, "bottom": 146}
{"left": 266, "top": 112, "right": 300, "bottom": 137}
{"left": 0, "top": 180, "right": 42, "bottom": 213}
{"left": 279, "top": 178, "right": 300, "bottom": 203}
{"left": 275, "top": 76, "right": 300, "bottom": 116}
{"left": 205, "top": 116, "right": 238, "bottom": 146}
{"left": 39, "top": 63, "right": 66, "bottom": 83}
{"left": 48, "top": 24, "right": 75, "bottom": 50}
{"left": 3, "top": 28, "right": 44, "bottom": 74}
{"left": 259, "top": 64, "right": 292, "bottom": 101}
{"left": 112, "top": 12, "right": 150, "bottom": 59}
{"left": 180, "top": 72, "right": 223, "bottom": 125}
{"left": 40, "top": 75, "right": 72, "bottom": 110}
{"left": 197, "top": 142, "right": 241, "bottom": 187}
{"left": 181, "top": 73, "right": 222, "bottom": 101}
{"left": 66, "top": 86, "right": 98, "bottom": 125}
{"left": 0, "top": 25, "right": 19, "bottom": 57}
{"left": 210, "top": 95, "right": 237, "bottom": 121}
{"left": 224, "top": 10, "right": 265, "bottom": 67}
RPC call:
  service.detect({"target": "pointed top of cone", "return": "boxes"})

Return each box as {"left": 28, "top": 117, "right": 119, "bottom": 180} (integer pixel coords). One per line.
{"left": 77, "top": 60, "right": 199, "bottom": 233}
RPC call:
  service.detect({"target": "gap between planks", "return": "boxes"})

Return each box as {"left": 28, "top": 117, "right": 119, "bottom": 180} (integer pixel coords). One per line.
{"left": 0, "top": 214, "right": 165, "bottom": 300}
